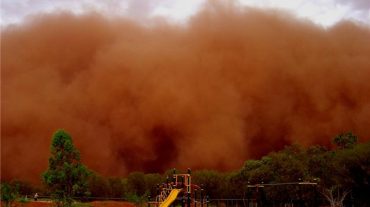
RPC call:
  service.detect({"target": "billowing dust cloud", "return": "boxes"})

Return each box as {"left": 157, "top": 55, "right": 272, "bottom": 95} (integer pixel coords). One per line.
{"left": 2, "top": 3, "right": 370, "bottom": 182}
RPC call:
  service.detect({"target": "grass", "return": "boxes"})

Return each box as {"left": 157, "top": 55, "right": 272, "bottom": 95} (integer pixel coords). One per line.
{"left": 72, "top": 202, "right": 92, "bottom": 207}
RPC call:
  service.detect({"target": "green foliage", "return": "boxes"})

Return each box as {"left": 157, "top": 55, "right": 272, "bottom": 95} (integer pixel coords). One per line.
{"left": 88, "top": 173, "right": 112, "bottom": 198}
{"left": 333, "top": 131, "right": 358, "bottom": 149}
{"left": 5, "top": 131, "right": 368, "bottom": 206}
{"left": 1, "top": 182, "right": 19, "bottom": 207}
{"left": 124, "top": 172, "right": 161, "bottom": 198}
{"left": 233, "top": 138, "right": 369, "bottom": 205}
{"left": 192, "top": 170, "right": 226, "bottom": 198}
{"left": 10, "top": 180, "right": 35, "bottom": 196}
{"left": 125, "top": 193, "right": 148, "bottom": 205}
{"left": 306, "top": 145, "right": 335, "bottom": 186}
{"left": 107, "top": 177, "right": 126, "bottom": 198}
{"left": 71, "top": 202, "right": 92, "bottom": 207}
{"left": 86, "top": 171, "right": 161, "bottom": 201}
{"left": 18, "top": 196, "right": 30, "bottom": 203}
{"left": 331, "top": 142, "right": 370, "bottom": 205}
{"left": 269, "top": 145, "right": 308, "bottom": 182}
{"left": 126, "top": 172, "right": 146, "bottom": 196}
{"left": 142, "top": 173, "right": 162, "bottom": 197}
{"left": 42, "top": 129, "right": 91, "bottom": 206}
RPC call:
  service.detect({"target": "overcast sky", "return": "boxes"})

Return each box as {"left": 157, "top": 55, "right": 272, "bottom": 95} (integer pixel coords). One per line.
{"left": 1, "top": 0, "right": 370, "bottom": 27}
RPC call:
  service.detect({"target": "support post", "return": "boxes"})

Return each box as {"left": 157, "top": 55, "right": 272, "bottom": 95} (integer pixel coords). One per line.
{"left": 182, "top": 195, "right": 185, "bottom": 207}
{"left": 187, "top": 192, "right": 191, "bottom": 207}
{"left": 194, "top": 189, "right": 197, "bottom": 207}
{"left": 200, "top": 189, "right": 203, "bottom": 207}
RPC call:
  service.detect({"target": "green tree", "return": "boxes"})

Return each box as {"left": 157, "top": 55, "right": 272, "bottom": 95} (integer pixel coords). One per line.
{"left": 124, "top": 172, "right": 154, "bottom": 204}
{"left": 332, "top": 141, "right": 370, "bottom": 206}
{"left": 126, "top": 172, "right": 147, "bottom": 197}
{"left": 144, "top": 173, "right": 162, "bottom": 197}
{"left": 88, "top": 173, "right": 111, "bottom": 198}
{"left": 42, "top": 130, "right": 90, "bottom": 206}
{"left": 10, "top": 180, "right": 35, "bottom": 196}
{"left": 1, "top": 182, "right": 19, "bottom": 207}
{"left": 333, "top": 131, "right": 358, "bottom": 149}
{"left": 108, "top": 177, "right": 126, "bottom": 198}
{"left": 192, "top": 170, "right": 226, "bottom": 198}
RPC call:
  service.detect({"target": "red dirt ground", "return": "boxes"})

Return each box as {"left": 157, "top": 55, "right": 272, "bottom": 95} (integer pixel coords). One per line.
{"left": 90, "top": 201, "right": 135, "bottom": 207}
{"left": 5, "top": 201, "right": 135, "bottom": 207}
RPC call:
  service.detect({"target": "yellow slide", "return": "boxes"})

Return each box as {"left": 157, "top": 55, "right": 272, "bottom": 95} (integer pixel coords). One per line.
{"left": 159, "top": 189, "right": 182, "bottom": 207}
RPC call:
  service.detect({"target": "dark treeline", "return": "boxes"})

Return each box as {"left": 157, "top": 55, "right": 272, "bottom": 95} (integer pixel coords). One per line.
{"left": 2, "top": 132, "right": 369, "bottom": 206}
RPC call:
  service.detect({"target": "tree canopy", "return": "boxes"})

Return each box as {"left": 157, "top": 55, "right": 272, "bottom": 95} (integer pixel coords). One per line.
{"left": 42, "top": 129, "right": 90, "bottom": 206}
{"left": 333, "top": 131, "right": 358, "bottom": 149}
{"left": 3, "top": 130, "right": 368, "bottom": 206}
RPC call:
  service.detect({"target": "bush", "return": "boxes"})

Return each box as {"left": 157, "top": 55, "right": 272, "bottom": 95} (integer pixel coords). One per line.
{"left": 125, "top": 193, "right": 148, "bottom": 205}
{"left": 18, "top": 196, "right": 30, "bottom": 203}
{"left": 1, "top": 182, "right": 19, "bottom": 207}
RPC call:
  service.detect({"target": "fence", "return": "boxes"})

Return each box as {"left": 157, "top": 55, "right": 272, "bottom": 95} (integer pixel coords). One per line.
{"left": 206, "top": 198, "right": 326, "bottom": 207}
{"left": 207, "top": 199, "right": 255, "bottom": 207}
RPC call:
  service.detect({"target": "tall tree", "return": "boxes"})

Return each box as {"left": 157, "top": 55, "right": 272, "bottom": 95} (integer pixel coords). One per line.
{"left": 42, "top": 129, "right": 90, "bottom": 206}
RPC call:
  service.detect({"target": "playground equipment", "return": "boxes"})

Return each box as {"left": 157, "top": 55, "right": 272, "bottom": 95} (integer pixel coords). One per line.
{"left": 148, "top": 169, "right": 208, "bottom": 207}
{"left": 159, "top": 189, "right": 181, "bottom": 207}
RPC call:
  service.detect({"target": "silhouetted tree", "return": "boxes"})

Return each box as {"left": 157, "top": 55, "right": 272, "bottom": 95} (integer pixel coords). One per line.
{"left": 333, "top": 131, "right": 358, "bottom": 149}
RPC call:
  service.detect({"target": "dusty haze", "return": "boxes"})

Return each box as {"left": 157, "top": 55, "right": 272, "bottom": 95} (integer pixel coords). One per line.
{"left": 2, "top": 3, "right": 370, "bottom": 182}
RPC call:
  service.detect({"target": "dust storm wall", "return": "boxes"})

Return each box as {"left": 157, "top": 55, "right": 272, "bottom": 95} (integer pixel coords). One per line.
{"left": 2, "top": 4, "right": 370, "bottom": 182}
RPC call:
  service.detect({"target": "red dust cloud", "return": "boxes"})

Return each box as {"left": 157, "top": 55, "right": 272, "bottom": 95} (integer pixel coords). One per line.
{"left": 2, "top": 3, "right": 370, "bottom": 182}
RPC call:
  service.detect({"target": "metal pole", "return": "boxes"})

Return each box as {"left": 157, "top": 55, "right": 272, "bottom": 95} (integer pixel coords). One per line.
{"left": 187, "top": 192, "right": 191, "bottom": 207}
{"left": 194, "top": 190, "right": 197, "bottom": 207}
{"left": 172, "top": 168, "right": 176, "bottom": 186}
{"left": 200, "top": 189, "right": 203, "bottom": 207}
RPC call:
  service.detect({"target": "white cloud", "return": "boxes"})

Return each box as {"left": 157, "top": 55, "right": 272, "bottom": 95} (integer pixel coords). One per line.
{"left": 238, "top": 0, "right": 369, "bottom": 26}
{"left": 1, "top": 0, "right": 369, "bottom": 27}
{"left": 151, "top": 0, "right": 203, "bottom": 22}
{"left": 337, "top": 0, "right": 370, "bottom": 10}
